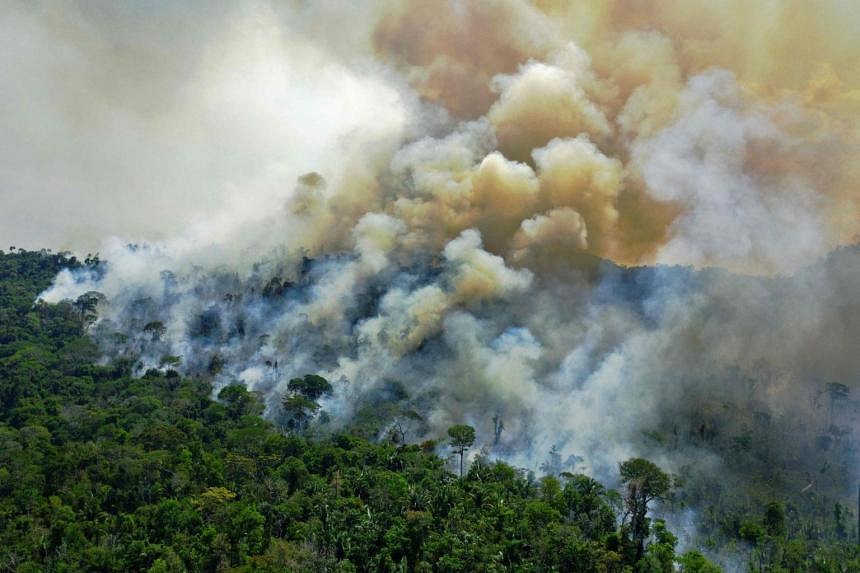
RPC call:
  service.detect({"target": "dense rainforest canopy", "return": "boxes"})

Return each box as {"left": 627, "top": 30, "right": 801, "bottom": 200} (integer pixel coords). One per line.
{"left": 0, "top": 249, "right": 857, "bottom": 572}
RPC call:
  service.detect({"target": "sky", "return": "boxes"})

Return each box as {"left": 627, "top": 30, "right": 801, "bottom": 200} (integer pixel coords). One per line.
{"left": 2, "top": 0, "right": 858, "bottom": 272}
{"left": 0, "top": 1, "right": 403, "bottom": 251}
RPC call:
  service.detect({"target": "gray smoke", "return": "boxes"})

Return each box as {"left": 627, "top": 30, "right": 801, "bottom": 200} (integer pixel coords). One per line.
{"left": 20, "top": 0, "right": 860, "bottom": 526}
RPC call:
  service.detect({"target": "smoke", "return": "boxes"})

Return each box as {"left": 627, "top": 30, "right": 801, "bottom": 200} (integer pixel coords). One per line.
{"left": 632, "top": 71, "right": 833, "bottom": 273}
{"left": 22, "top": 0, "right": 860, "bottom": 518}
{"left": 0, "top": 1, "right": 405, "bottom": 251}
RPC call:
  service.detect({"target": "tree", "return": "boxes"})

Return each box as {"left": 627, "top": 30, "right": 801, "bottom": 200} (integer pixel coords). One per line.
{"left": 281, "top": 374, "right": 332, "bottom": 433}
{"left": 73, "top": 291, "right": 103, "bottom": 328}
{"left": 764, "top": 501, "right": 786, "bottom": 537}
{"left": 447, "top": 424, "right": 475, "bottom": 478}
{"left": 287, "top": 374, "right": 333, "bottom": 401}
{"left": 638, "top": 518, "right": 676, "bottom": 573}
{"left": 143, "top": 321, "right": 166, "bottom": 342}
{"left": 619, "top": 458, "right": 671, "bottom": 562}
{"left": 677, "top": 550, "right": 721, "bottom": 573}
{"left": 562, "top": 474, "right": 616, "bottom": 537}
{"left": 6, "top": 249, "right": 860, "bottom": 573}
{"left": 194, "top": 486, "right": 237, "bottom": 514}
{"left": 219, "top": 384, "right": 263, "bottom": 420}
{"left": 540, "top": 445, "right": 562, "bottom": 475}
{"left": 492, "top": 414, "right": 505, "bottom": 445}
{"left": 282, "top": 394, "right": 320, "bottom": 433}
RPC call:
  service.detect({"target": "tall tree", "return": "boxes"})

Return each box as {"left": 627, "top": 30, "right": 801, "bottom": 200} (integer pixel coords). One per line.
{"left": 619, "top": 458, "right": 671, "bottom": 562}
{"left": 287, "top": 374, "right": 333, "bottom": 401}
{"left": 447, "top": 424, "right": 476, "bottom": 478}
{"left": 281, "top": 374, "right": 332, "bottom": 433}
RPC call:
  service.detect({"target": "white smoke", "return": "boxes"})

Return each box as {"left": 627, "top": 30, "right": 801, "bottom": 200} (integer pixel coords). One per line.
{"left": 18, "top": 0, "right": 860, "bottom": 519}
{"left": 633, "top": 71, "right": 830, "bottom": 274}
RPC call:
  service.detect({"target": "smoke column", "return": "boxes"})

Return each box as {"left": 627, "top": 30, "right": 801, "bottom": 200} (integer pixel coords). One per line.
{"left": 25, "top": 0, "right": 860, "bottom": 507}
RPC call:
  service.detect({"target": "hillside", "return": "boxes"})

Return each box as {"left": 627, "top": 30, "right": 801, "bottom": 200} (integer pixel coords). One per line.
{"left": 2, "top": 249, "right": 859, "bottom": 571}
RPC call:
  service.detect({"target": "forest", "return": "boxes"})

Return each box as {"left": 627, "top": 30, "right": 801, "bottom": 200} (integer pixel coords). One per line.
{"left": 1, "top": 249, "right": 857, "bottom": 572}
{"left": 4, "top": 0, "right": 860, "bottom": 570}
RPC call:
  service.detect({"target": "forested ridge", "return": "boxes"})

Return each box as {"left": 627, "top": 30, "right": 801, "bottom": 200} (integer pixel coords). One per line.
{"left": 0, "top": 249, "right": 856, "bottom": 572}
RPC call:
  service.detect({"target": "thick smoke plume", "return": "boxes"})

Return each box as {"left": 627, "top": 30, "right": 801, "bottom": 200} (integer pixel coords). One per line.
{"left": 28, "top": 0, "right": 860, "bottom": 505}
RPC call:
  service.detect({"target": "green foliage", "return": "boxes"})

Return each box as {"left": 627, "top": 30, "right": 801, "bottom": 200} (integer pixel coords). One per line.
{"left": 447, "top": 424, "right": 475, "bottom": 450}
{"left": 280, "top": 374, "right": 333, "bottom": 433}
{"left": 281, "top": 394, "right": 321, "bottom": 432}
{"left": 637, "top": 519, "right": 677, "bottom": 573}
{"left": 620, "top": 458, "right": 673, "bottom": 562}
{"left": 0, "top": 249, "right": 858, "bottom": 572}
{"left": 218, "top": 384, "right": 264, "bottom": 420}
{"left": 620, "top": 458, "right": 672, "bottom": 502}
{"left": 763, "top": 501, "right": 787, "bottom": 537}
{"left": 287, "top": 374, "right": 333, "bottom": 401}
{"left": 447, "top": 424, "right": 475, "bottom": 478}
{"left": 677, "top": 550, "right": 721, "bottom": 573}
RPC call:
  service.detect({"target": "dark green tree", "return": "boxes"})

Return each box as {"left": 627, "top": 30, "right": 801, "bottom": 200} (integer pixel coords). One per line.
{"left": 281, "top": 374, "right": 332, "bottom": 433}
{"left": 282, "top": 394, "right": 320, "bottom": 432}
{"left": 219, "top": 384, "right": 263, "bottom": 420}
{"left": 287, "top": 374, "right": 333, "bottom": 400}
{"left": 73, "top": 291, "right": 104, "bottom": 327}
{"left": 677, "top": 550, "right": 721, "bottom": 573}
{"left": 764, "top": 501, "right": 787, "bottom": 537}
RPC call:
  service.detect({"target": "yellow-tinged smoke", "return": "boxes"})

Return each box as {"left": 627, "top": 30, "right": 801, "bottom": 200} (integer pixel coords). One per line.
{"left": 7, "top": 0, "right": 856, "bottom": 274}
{"left": 32, "top": 0, "right": 860, "bottom": 486}
{"left": 362, "top": 0, "right": 860, "bottom": 274}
